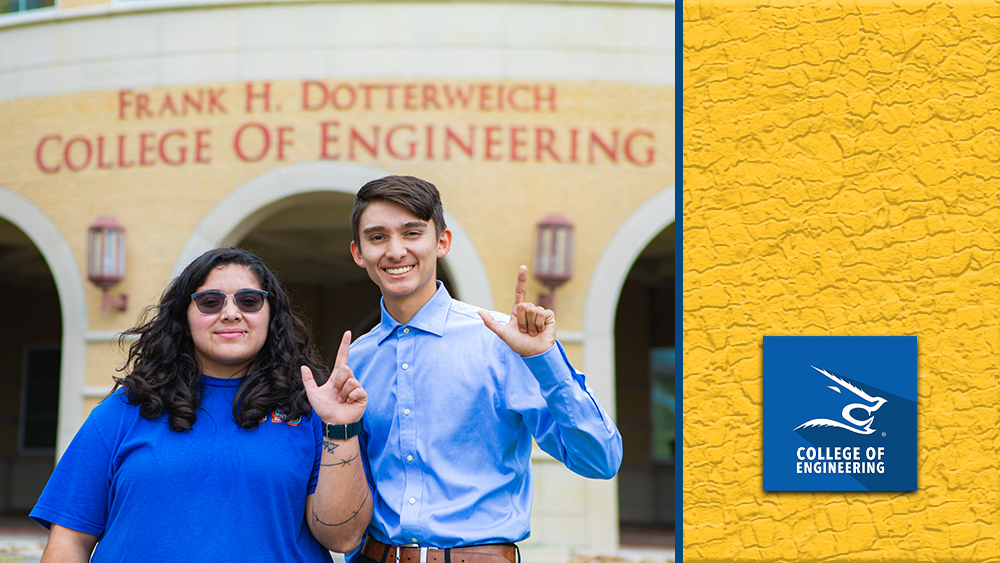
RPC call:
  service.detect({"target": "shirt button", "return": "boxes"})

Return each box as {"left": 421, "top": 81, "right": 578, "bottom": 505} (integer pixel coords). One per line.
{"left": 407, "top": 454, "right": 413, "bottom": 461}
{"left": 403, "top": 328, "right": 410, "bottom": 334}
{"left": 404, "top": 409, "right": 410, "bottom": 415}
{"left": 402, "top": 363, "right": 408, "bottom": 370}
{"left": 412, "top": 538, "right": 418, "bottom": 543}
{"left": 409, "top": 497, "right": 416, "bottom": 504}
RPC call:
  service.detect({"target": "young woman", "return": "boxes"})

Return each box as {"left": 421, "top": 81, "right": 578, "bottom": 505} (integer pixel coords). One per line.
{"left": 31, "top": 248, "right": 371, "bottom": 562}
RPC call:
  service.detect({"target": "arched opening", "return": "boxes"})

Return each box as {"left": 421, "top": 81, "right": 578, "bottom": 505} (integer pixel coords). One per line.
{"left": 0, "top": 219, "right": 61, "bottom": 514}
{"left": 231, "top": 191, "right": 457, "bottom": 365}
{"left": 176, "top": 161, "right": 492, "bottom": 315}
{"left": 615, "top": 223, "right": 675, "bottom": 547}
{"left": 580, "top": 186, "right": 674, "bottom": 550}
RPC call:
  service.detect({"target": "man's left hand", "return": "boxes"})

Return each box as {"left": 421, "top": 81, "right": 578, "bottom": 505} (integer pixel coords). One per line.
{"left": 479, "top": 265, "right": 556, "bottom": 357}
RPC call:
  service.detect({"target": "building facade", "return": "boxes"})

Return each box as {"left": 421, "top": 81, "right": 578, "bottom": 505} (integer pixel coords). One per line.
{"left": 0, "top": 0, "right": 674, "bottom": 556}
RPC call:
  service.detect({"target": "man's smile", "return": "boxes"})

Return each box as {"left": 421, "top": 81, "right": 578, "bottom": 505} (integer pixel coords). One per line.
{"left": 384, "top": 265, "right": 415, "bottom": 275}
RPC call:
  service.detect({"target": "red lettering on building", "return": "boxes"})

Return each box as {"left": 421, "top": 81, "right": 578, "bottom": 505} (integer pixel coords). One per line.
{"left": 479, "top": 84, "right": 495, "bottom": 111}
{"left": 183, "top": 91, "right": 204, "bottom": 115}
{"left": 159, "top": 130, "right": 188, "bottom": 165}
{"left": 118, "top": 88, "right": 227, "bottom": 119}
{"left": 207, "top": 89, "right": 227, "bottom": 115}
{"left": 118, "top": 91, "right": 132, "bottom": 120}
{"left": 276, "top": 126, "right": 294, "bottom": 161}
{"left": 508, "top": 85, "right": 532, "bottom": 112}
{"left": 535, "top": 128, "right": 561, "bottom": 162}
{"left": 63, "top": 137, "right": 92, "bottom": 171}
{"left": 302, "top": 81, "right": 327, "bottom": 111}
{"left": 386, "top": 124, "right": 416, "bottom": 159}
{"left": 331, "top": 85, "right": 356, "bottom": 110}
{"left": 245, "top": 82, "right": 273, "bottom": 113}
{"left": 117, "top": 135, "right": 134, "bottom": 168}
{"left": 34, "top": 129, "right": 214, "bottom": 172}
{"left": 444, "top": 126, "right": 474, "bottom": 160}
{"left": 443, "top": 85, "right": 474, "bottom": 109}
{"left": 349, "top": 126, "right": 379, "bottom": 159}
{"left": 484, "top": 126, "right": 502, "bottom": 161}
{"left": 535, "top": 85, "right": 556, "bottom": 112}
{"left": 135, "top": 93, "right": 154, "bottom": 119}
{"left": 35, "top": 135, "right": 61, "bottom": 173}
{"left": 359, "top": 84, "right": 377, "bottom": 110}
{"left": 194, "top": 129, "right": 212, "bottom": 164}
{"left": 139, "top": 132, "right": 156, "bottom": 166}
{"left": 315, "top": 123, "right": 653, "bottom": 166}
{"left": 320, "top": 121, "right": 341, "bottom": 159}
{"left": 158, "top": 93, "right": 178, "bottom": 117}
{"left": 588, "top": 130, "right": 619, "bottom": 163}
{"left": 234, "top": 122, "right": 270, "bottom": 162}
{"left": 624, "top": 130, "right": 655, "bottom": 167}
{"left": 383, "top": 85, "right": 398, "bottom": 110}
{"left": 422, "top": 85, "right": 442, "bottom": 110}
{"left": 96, "top": 137, "right": 113, "bottom": 169}
{"left": 296, "top": 81, "right": 558, "bottom": 113}
{"left": 403, "top": 85, "right": 418, "bottom": 110}
{"left": 510, "top": 126, "right": 527, "bottom": 162}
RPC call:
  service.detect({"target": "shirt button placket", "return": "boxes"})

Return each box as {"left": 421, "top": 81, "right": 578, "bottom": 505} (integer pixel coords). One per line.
{"left": 397, "top": 325, "right": 421, "bottom": 530}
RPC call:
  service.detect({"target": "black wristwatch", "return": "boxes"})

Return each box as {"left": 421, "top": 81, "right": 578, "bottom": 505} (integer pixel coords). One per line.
{"left": 322, "top": 417, "right": 364, "bottom": 440}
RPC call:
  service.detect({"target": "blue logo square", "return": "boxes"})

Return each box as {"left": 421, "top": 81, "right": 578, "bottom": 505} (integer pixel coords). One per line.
{"left": 763, "top": 336, "right": 917, "bottom": 491}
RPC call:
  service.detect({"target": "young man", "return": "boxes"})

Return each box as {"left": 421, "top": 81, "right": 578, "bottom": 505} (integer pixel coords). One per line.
{"left": 345, "top": 175, "right": 622, "bottom": 563}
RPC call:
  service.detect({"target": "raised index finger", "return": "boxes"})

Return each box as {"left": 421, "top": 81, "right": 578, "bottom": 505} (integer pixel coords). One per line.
{"left": 514, "top": 265, "right": 529, "bottom": 306}
{"left": 333, "top": 330, "right": 352, "bottom": 371}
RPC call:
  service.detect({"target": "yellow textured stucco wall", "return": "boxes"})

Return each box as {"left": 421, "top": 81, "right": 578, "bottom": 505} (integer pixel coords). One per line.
{"left": 685, "top": 1, "right": 1000, "bottom": 561}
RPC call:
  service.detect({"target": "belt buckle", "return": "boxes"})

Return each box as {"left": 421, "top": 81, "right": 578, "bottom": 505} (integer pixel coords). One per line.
{"left": 398, "top": 543, "right": 418, "bottom": 563}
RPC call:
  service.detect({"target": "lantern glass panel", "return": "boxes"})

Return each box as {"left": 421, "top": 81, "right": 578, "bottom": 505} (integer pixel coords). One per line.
{"left": 554, "top": 226, "right": 569, "bottom": 276}
{"left": 103, "top": 229, "right": 123, "bottom": 276}
{"left": 537, "top": 227, "right": 554, "bottom": 276}
{"left": 88, "top": 229, "right": 103, "bottom": 277}
{"left": 117, "top": 231, "right": 127, "bottom": 276}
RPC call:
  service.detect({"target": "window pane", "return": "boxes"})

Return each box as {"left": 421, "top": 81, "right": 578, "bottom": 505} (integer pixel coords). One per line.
{"left": 2, "top": 0, "right": 55, "bottom": 14}
{"left": 650, "top": 347, "right": 675, "bottom": 460}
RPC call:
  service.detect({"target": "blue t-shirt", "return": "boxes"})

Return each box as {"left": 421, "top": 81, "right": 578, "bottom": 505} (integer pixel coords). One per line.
{"left": 31, "top": 375, "right": 333, "bottom": 563}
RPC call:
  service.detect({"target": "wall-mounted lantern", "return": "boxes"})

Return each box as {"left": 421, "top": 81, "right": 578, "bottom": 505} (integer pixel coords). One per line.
{"left": 87, "top": 217, "right": 127, "bottom": 318}
{"left": 533, "top": 214, "right": 574, "bottom": 312}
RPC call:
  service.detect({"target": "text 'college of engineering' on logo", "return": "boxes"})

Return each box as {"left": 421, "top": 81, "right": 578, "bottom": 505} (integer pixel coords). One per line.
{"left": 793, "top": 366, "right": 887, "bottom": 435}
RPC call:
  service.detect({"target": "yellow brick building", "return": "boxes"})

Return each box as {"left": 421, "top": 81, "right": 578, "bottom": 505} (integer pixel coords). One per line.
{"left": 685, "top": 1, "right": 999, "bottom": 561}
{"left": 0, "top": 0, "right": 675, "bottom": 557}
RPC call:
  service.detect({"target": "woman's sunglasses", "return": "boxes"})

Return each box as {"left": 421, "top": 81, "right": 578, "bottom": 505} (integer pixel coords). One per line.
{"left": 191, "top": 289, "right": 269, "bottom": 315}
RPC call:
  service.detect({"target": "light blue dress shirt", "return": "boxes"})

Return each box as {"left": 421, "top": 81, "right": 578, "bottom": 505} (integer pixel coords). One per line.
{"left": 348, "top": 283, "right": 622, "bottom": 551}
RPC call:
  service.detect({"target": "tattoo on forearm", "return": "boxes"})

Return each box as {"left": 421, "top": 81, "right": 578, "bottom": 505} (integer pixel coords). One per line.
{"left": 322, "top": 440, "right": 339, "bottom": 454}
{"left": 321, "top": 453, "right": 358, "bottom": 468}
{"left": 312, "top": 496, "right": 368, "bottom": 527}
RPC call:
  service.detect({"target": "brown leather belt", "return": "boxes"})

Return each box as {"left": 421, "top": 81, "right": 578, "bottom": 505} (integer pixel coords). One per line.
{"left": 361, "top": 537, "right": 517, "bottom": 563}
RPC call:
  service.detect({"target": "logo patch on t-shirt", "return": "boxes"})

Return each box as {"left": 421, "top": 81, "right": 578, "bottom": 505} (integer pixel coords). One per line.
{"left": 763, "top": 336, "right": 916, "bottom": 491}
{"left": 260, "top": 408, "right": 301, "bottom": 426}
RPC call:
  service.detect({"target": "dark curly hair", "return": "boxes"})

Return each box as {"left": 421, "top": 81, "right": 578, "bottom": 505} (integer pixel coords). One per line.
{"left": 113, "top": 247, "right": 328, "bottom": 431}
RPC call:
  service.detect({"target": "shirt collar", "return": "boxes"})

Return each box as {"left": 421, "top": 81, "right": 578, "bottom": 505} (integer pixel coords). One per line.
{"left": 375, "top": 281, "right": 451, "bottom": 344}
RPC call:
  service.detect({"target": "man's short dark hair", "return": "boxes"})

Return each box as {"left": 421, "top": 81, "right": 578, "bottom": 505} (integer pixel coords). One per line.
{"left": 351, "top": 175, "right": 447, "bottom": 244}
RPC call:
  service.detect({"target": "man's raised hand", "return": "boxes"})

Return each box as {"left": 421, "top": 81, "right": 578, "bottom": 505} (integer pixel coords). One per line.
{"left": 478, "top": 265, "right": 556, "bottom": 358}
{"left": 301, "top": 330, "right": 366, "bottom": 426}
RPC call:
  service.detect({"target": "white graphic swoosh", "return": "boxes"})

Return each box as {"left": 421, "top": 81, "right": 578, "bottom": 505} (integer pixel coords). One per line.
{"left": 794, "top": 418, "right": 876, "bottom": 435}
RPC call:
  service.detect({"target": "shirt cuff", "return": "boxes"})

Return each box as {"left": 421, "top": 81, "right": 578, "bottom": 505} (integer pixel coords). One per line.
{"left": 520, "top": 341, "right": 575, "bottom": 389}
